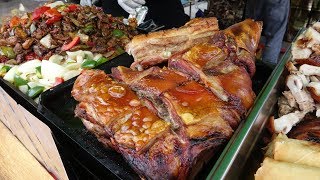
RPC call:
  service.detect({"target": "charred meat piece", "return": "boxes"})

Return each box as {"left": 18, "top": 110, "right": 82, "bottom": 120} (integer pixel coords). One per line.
{"left": 288, "top": 115, "right": 320, "bottom": 143}
{"left": 13, "top": 43, "right": 23, "bottom": 54}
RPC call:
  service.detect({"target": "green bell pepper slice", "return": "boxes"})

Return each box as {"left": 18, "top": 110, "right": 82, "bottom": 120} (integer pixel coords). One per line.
{"left": 83, "top": 24, "right": 94, "bottom": 34}
{"left": 14, "top": 75, "right": 28, "bottom": 87}
{"left": 112, "top": 29, "right": 124, "bottom": 38}
{"left": 81, "top": 59, "right": 97, "bottom": 69}
{"left": 27, "top": 86, "right": 45, "bottom": 99}
{"left": 0, "top": 46, "right": 16, "bottom": 59}
{"left": 35, "top": 66, "right": 42, "bottom": 78}
{"left": 0, "top": 65, "right": 11, "bottom": 76}
{"left": 95, "top": 57, "right": 109, "bottom": 67}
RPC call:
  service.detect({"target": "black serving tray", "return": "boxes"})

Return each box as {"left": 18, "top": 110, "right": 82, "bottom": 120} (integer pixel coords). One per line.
{"left": 0, "top": 52, "right": 273, "bottom": 179}
{"left": 36, "top": 50, "right": 274, "bottom": 179}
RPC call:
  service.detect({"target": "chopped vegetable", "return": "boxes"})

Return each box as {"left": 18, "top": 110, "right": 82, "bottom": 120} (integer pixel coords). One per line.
{"left": 3, "top": 66, "right": 18, "bottom": 82}
{"left": 81, "top": 59, "right": 96, "bottom": 69}
{"left": 82, "top": 24, "right": 94, "bottom": 34}
{"left": 14, "top": 75, "right": 28, "bottom": 87}
{"left": 32, "top": 6, "right": 50, "bottom": 20}
{"left": 65, "top": 63, "right": 81, "bottom": 70}
{"left": 96, "top": 57, "right": 109, "bottom": 66}
{"left": 65, "top": 4, "right": 78, "bottom": 12}
{"left": 44, "top": 8, "right": 62, "bottom": 25}
{"left": 30, "top": 24, "right": 36, "bottom": 34}
{"left": 48, "top": 54, "right": 63, "bottom": 64}
{"left": 116, "top": 47, "right": 125, "bottom": 55}
{"left": 41, "top": 60, "right": 66, "bottom": 81}
{"left": 19, "top": 85, "right": 29, "bottom": 94}
{"left": 17, "top": 60, "right": 41, "bottom": 74}
{"left": 40, "top": 34, "right": 53, "bottom": 49}
{"left": 25, "top": 52, "right": 39, "bottom": 61}
{"left": 63, "top": 70, "right": 81, "bottom": 80}
{"left": 45, "top": 1, "right": 65, "bottom": 9}
{"left": 70, "top": 18, "right": 81, "bottom": 27}
{"left": 112, "top": 29, "right": 125, "bottom": 38}
{"left": 27, "top": 86, "right": 45, "bottom": 98}
{"left": 15, "top": 27, "right": 28, "bottom": 39}
{"left": 62, "top": 36, "right": 80, "bottom": 51}
{"left": 10, "top": 16, "right": 20, "bottom": 28}
{"left": 35, "top": 66, "right": 42, "bottom": 78}
{"left": 0, "top": 65, "right": 11, "bottom": 76}
{"left": 0, "top": 46, "right": 16, "bottom": 59}
{"left": 77, "top": 32, "right": 89, "bottom": 43}
{"left": 53, "top": 77, "right": 64, "bottom": 86}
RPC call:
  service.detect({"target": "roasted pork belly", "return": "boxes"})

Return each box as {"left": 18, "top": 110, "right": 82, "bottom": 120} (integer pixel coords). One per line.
{"left": 112, "top": 66, "right": 190, "bottom": 128}
{"left": 72, "top": 69, "right": 240, "bottom": 179}
{"left": 168, "top": 19, "right": 260, "bottom": 109}
{"left": 72, "top": 19, "right": 261, "bottom": 179}
{"left": 127, "top": 17, "right": 219, "bottom": 70}
{"left": 162, "top": 81, "right": 237, "bottom": 136}
{"left": 72, "top": 70, "right": 170, "bottom": 152}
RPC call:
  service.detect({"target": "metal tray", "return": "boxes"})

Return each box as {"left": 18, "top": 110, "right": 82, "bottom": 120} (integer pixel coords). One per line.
{"left": 206, "top": 44, "right": 293, "bottom": 179}
{"left": 37, "top": 53, "right": 273, "bottom": 179}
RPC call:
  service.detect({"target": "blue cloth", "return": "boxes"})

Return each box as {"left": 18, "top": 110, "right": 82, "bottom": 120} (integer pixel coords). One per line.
{"left": 245, "top": 0, "right": 290, "bottom": 65}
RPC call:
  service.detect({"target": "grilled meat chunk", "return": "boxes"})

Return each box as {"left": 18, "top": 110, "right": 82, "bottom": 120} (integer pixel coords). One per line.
{"left": 127, "top": 17, "right": 219, "bottom": 70}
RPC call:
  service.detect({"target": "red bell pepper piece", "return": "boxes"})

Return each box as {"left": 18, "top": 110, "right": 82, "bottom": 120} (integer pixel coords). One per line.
{"left": 65, "top": 4, "right": 78, "bottom": 12}
{"left": 53, "top": 77, "right": 64, "bottom": 86}
{"left": 86, "top": 41, "right": 95, "bottom": 47}
{"left": 61, "top": 36, "right": 80, "bottom": 51}
{"left": 44, "top": 8, "right": 62, "bottom": 25}
{"left": 25, "top": 52, "right": 40, "bottom": 61}
{"left": 10, "top": 16, "right": 20, "bottom": 28}
{"left": 46, "top": 15, "right": 62, "bottom": 25}
{"left": 32, "top": 6, "right": 50, "bottom": 20}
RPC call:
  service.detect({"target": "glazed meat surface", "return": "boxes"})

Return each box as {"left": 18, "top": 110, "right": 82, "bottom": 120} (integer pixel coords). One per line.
{"left": 72, "top": 70, "right": 231, "bottom": 179}
{"left": 72, "top": 19, "right": 261, "bottom": 179}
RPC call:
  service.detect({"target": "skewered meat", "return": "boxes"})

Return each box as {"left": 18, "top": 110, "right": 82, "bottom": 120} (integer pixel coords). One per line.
{"left": 127, "top": 17, "right": 219, "bottom": 70}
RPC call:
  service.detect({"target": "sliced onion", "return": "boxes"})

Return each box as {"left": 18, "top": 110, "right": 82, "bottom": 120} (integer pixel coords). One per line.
{"left": 30, "top": 24, "right": 36, "bottom": 34}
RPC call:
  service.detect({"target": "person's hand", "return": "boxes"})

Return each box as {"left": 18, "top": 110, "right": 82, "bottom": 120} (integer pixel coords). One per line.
{"left": 117, "top": 0, "right": 146, "bottom": 14}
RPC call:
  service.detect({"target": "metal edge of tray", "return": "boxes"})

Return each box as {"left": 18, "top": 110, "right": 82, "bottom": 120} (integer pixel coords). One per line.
{"left": 206, "top": 43, "right": 294, "bottom": 180}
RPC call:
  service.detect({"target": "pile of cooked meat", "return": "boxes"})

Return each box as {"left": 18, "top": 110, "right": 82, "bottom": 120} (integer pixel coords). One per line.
{"left": 0, "top": 2, "right": 138, "bottom": 64}
{"left": 71, "top": 18, "right": 262, "bottom": 179}
{"left": 270, "top": 22, "right": 320, "bottom": 141}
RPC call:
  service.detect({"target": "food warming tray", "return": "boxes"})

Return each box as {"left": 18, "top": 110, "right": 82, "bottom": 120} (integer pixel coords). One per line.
{"left": 36, "top": 52, "right": 273, "bottom": 179}
{"left": 206, "top": 42, "right": 294, "bottom": 179}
